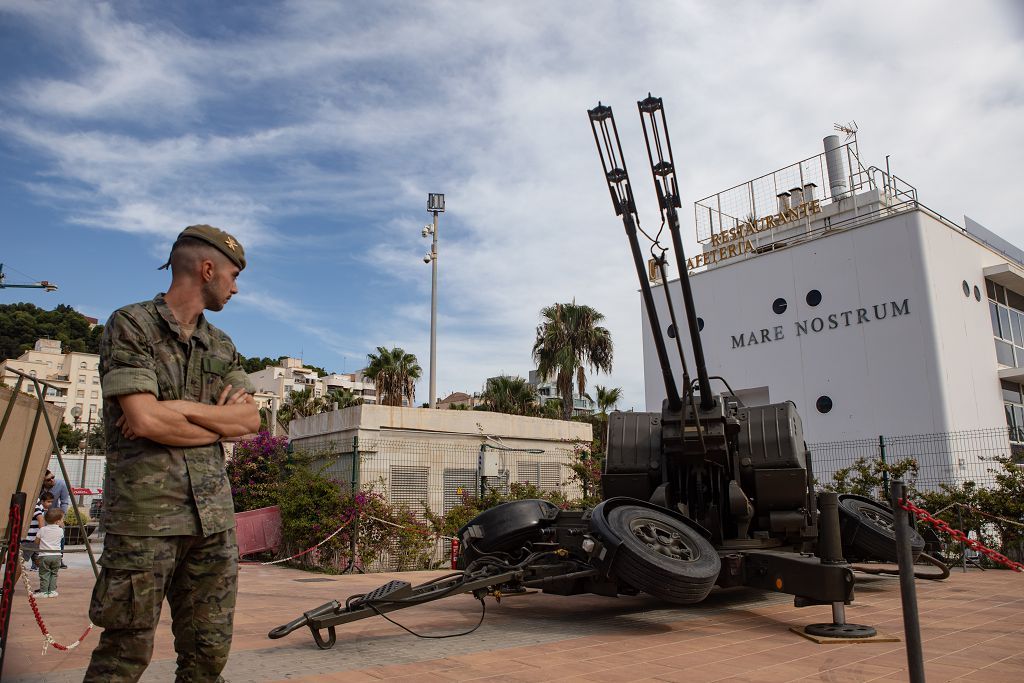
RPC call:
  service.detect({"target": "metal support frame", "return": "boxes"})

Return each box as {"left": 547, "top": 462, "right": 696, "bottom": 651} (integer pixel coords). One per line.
{"left": 1, "top": 368, "right": 99, "bottom": 578}
{"left": 270, "top": 562, "right": 595, "bottom": 649}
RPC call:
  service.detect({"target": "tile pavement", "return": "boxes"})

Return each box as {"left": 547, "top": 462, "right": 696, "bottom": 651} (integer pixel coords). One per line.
{"left": 3, "top": 555, "right": 1021, "bottom": 682}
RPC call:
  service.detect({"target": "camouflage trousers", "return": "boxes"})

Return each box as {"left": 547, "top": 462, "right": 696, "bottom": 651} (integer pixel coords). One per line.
{"left": 83, "top": 529, "right": 238, "bottom": 683}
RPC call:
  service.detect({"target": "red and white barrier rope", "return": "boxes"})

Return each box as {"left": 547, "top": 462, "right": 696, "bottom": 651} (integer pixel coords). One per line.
{"left": 898, "top": 498, "right": 1024, "bottom": 572}
{"left": 243, "top": 514, "right": 355, "bottom": 566}
{"left": 242, "top": 513, "right": 458, "bottom": 567}
{"left": 19, "top": 563, "right": 93, "bottom": 655}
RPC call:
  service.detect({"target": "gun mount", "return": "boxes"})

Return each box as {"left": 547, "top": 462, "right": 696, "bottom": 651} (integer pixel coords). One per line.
{"left": 591, "top": 96, "right": 820, "bottom": 555}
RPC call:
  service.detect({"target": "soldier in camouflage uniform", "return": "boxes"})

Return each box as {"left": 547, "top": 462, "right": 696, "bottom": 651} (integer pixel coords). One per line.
{"left": 85, "top": 225, "right": 260, "bottom": 683}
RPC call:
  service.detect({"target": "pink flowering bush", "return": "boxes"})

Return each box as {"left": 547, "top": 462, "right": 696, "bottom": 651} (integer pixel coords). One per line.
{"left": 227, "top": 430, "right": 289, "bottom": 512}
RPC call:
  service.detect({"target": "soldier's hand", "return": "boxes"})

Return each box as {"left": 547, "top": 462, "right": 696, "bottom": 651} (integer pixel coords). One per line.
{"left": 217, "top": 384, "right": 250, "bottom": 405}
{"left": 116, "top": 414, "right": 138, "bottom": 440}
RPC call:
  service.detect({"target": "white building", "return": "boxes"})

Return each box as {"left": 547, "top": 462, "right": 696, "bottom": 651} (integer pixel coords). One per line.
{"left": 322, "top": 370, "right": 377, "bottom": 404}
{"left": 247, "top": 357, "right": 377, "bottom": 412}
{"left": 0, "top": 338, "right": 101, "bottom": 426}
{"left": 643, "top": 133, "right": 1022, "bottom": 479}
{"left": 527, "top": 370, "right": 596, "bottom": 416}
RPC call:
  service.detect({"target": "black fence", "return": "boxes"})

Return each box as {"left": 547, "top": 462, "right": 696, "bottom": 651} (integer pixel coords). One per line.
{"left": 809, "top": 427, "right": 1018, "bottom": 494}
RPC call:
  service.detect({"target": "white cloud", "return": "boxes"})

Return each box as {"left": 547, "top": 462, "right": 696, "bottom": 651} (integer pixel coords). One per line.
{"left": 2, "top": 0, "right": 1022, "bottom": 411}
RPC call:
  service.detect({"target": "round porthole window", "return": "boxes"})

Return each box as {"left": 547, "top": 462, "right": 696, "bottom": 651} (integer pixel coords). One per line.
{"left": 772, "top": 298, "right": 787, "bottom": 314}
{"left": 667, "top": 324, "right": 676, "bottom": 339}
{"left": 697, "top": 317, "right": 705, "bottom": 331}
{"left": 974, "top": 285, "right": 981, "bottom": 301}
{"left": 816, "top": 396, "right": 833, "bottom": 414}
{"left": 962, "top": 280, "right": 970, "bottom": 297}
{"left": 806, "top": 289, "right": 822, "bottom": 307}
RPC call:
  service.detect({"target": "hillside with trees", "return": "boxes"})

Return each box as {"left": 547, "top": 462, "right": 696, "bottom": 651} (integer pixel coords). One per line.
{"left": 0, "top": 303, "right": 103, "bottom": 360}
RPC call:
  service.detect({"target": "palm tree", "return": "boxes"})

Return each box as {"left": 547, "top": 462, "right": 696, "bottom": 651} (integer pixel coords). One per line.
{"left": 590, "top": 385, "right": 623, "bottom": 415}
{"left": 539, "top": 397, "right": 564, "bottom": 420}
{"left": 364, "top": 346, "right": 421, "bottom": 407}
{"left": 481, "top": 375, "right": 538, "bottom": 416}
{"left": 532, "top": 302, "right": 614, "bottom": 421}
{"left": 323, "top": 388, "right": 362, "bottom": 410}
{"left": 277, "top": 388, "right": 322, "bottom": 424}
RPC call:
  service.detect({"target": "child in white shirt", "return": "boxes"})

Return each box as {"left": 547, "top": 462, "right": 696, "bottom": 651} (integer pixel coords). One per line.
{"left": 35, "top": 507, "right": 65, "bottom": 598}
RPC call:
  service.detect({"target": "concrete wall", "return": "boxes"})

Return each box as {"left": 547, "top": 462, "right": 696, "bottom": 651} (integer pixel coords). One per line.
{"left": 289, "top": 403, "right": 592, "bottom": 451}
{"left": 288, "top": 405, "right": 593, "bottom": 518}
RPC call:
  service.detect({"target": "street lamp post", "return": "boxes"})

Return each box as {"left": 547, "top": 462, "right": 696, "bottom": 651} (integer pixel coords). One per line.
{"left": 70, "top": 405, "right": 96, "bottom": 506}
{"left": 423, "top": 193, "right": 444, "bottom": 409}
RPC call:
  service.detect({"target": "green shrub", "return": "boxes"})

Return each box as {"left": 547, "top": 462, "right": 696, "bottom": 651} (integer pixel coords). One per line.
{"left": 275, "top": 465, "right": 354, "bottom": 571}
{"left": 916, "top": 456, "right": 1024, "bottom": 564}
{"left": 64, "top": 507, "right": 90, "bottom": 526}
{"left": 823, "top": 455, "right": 919, "bottom": 499}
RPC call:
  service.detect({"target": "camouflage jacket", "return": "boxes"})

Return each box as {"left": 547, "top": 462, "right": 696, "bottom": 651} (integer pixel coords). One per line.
{"left": 99, "top": 294, "right": 254, "bottom": 537}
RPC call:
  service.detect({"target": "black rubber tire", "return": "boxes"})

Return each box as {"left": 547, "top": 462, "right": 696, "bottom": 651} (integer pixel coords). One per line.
{"left": 838, "top": 495, "right": 925, "bottom": 562}
{"left": 457, "top": 499, "right": 559, "bottom": 565}
{"left": 605, "top": 505, "right": 720, "bottom": 604}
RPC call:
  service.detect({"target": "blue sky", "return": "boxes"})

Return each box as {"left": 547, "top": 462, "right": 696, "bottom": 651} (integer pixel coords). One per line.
{"left": 2, "top": 1, "right": 1022, "bottom": 410}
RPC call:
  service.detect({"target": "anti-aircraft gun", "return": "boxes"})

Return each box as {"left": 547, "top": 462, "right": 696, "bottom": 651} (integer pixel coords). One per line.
{"left": 587, "top": 97, "right": 844, "bottom": 605}
{"left": 271, "top": 96, "right": 920, "bottom": 650}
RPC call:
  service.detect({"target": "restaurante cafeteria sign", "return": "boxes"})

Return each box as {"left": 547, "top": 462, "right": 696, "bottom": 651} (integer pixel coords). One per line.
{"left": 687, "top": 199, "right": 822, "bottom": 271}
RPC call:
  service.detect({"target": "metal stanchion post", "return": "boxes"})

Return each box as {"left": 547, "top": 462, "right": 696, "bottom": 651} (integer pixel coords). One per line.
{"left": 879, "top": 435, "right": 889, "bottom": 500}
{"left": 891, "top": 481, "right": 925, "bottom": 683}
{"left": 957, "top": 507, "right": 967, "bottom": 574}
{"left": 804, "top": 491, "right": 876, "bottom": 638}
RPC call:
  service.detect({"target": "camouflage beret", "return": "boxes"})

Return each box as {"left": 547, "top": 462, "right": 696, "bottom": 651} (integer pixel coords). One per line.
{"left": 159, "top": 224, "right": 246, "bottom": 271}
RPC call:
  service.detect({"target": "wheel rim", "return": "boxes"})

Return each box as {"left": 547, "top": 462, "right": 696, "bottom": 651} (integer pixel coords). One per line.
{"left": 628, "top": 517, "right": 700, "bottom": 562}
{"left": 860, "top": 506, "right": 896, "bottom": 534}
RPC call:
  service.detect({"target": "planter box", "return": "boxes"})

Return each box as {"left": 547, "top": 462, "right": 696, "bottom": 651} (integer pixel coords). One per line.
{"left": 235, "top": 505, "right": 282, "bottom": 557}
{"left": 65, "top": 524, "right": 98, "bottom": 545}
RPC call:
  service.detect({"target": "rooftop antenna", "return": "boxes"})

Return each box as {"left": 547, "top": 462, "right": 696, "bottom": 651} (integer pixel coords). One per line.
{"left": 834, "top": 121, "right": 858, "bottom": 141}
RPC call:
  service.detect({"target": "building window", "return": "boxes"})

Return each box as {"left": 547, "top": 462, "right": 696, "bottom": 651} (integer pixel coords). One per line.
{"left": 78, "top": 376, "right": 86, "bottom": 383}
{"left": 91, "top": 390, "right": 98, "bottom": 399}
{"left": 988, "top": 281, "right": 1024, "bottom": 368}
{"left": 93, "top": 377, "right": 99, "bottom": 384}
{"left": 963, "top": 280, "right": 970, "bottom": 297}
{"left": 80, "top": 361, "right": 87, "bottom": 369}
{"left": 77, "top": 389, "right": 85, "bottom": 398}
{"left": 1002, "top": 380, "right": 1024, "bottom": 443}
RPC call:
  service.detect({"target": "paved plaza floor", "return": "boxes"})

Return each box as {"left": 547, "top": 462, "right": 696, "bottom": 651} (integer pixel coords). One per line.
{"left": 3, "top": 548, "right": 1022, "bottom": 682}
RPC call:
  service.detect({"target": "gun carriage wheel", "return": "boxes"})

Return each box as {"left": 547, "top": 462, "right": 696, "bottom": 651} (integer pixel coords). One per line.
{"left": 605, "top": 505, "right": 719, "bottom": 604}
{"left": 838, "top": 494, "right": 925, "bottom": 562}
